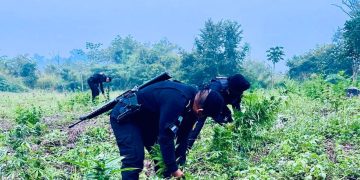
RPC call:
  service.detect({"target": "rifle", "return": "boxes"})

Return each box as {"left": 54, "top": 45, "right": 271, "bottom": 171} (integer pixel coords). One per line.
{"left": 69, "top": 72, "right": 172, "bottom": 128}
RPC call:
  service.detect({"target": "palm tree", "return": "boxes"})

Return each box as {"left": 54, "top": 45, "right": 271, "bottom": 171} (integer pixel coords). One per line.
{"left": 266, "top": 46, "right": 284, "bottom": 88}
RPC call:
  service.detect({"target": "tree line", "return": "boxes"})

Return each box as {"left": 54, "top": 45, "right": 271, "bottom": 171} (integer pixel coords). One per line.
{"left": 0, "top": 1, "right": 359, "bottom": 92}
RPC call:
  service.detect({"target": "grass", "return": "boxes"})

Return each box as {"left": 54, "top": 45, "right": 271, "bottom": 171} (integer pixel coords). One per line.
{"left": 0, "top": 80, "right": 359, "bottom": 179}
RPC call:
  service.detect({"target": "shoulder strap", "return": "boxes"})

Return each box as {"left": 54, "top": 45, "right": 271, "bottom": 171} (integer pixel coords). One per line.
{"left": 214, "top": 77, "right": 229, "bottom": 92}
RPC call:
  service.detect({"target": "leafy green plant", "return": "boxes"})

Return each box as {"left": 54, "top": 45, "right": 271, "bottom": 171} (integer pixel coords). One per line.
{"left": 58, "top": 92, "right": 92, "bottom": 111}
{"left": 105, "top": 86, "right": 110, "bottom": 101}
{"left": 149, "top": 144, "right": 166, "bottom": 177}
{"left": 302, "top": 75, "right": 327, "bottom": 100}
{"left": 15, "top": 105, "right": 42, "bottom": 125}
{"left": 206, "top": 90, "right": 282, "bottom": 177}
{"left": 84, "top": 127, "right": 109, "bottom": 142}
{"left": 4, "top": 126, "right": 49, "bottom": 179}
{"left": 233, "top": 91, "right": 282, "bottom": 151}
{"left": 64, "top": 155, "right": 130, "bottom": 179}
{"left": 0, "top": 73, "right": 27, "bottom": 92}
{"left": 1, "top": 77, "right": 359, "bottom": 179}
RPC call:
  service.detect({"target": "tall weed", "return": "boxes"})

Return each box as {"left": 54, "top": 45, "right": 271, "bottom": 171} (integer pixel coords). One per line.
{"left": 208, "top": 90, "right": 282, "bottom": 177}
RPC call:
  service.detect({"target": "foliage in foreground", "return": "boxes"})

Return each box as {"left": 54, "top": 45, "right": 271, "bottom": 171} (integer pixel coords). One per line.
{"left": 185, "top": 77, "right": 359, "bottom": 179}
{"left": 0, "top": 77, "right": 359, "bottom": 179}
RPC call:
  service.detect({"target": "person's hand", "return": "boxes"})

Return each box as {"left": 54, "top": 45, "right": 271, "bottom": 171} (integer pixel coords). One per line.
{"left": 171, "top": 169, "right": 184, "bottom": 178}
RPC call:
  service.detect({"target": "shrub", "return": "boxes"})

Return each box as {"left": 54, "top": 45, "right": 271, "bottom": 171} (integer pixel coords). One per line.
{"left": 0, "top": 73, "right": 27, "bottom": 92}
{"left": 207, "top": 90, "right": 282, "bottom": 177}
{"left": 232, "top": 91, "right": 282, "bottom": 151}
{"left": 15, "top": 106, "right": 42, "bottom": 125}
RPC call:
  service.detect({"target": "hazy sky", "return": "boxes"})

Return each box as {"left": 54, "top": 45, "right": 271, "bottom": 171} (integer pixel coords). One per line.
{"left": 0, "top": 0, "right": 349, "bottom": 71}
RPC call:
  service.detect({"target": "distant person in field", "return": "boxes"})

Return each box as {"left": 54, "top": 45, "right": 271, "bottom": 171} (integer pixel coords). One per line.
{"left": 187, "top": 74, "right": 251, "bottom": 149}
{"left": 87, "top": 73, "right": 111, "bottom": 101}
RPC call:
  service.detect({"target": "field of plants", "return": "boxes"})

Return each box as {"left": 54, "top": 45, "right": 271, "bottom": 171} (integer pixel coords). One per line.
{"left": 0, "top": 77, "right": 359, "bottom": 179}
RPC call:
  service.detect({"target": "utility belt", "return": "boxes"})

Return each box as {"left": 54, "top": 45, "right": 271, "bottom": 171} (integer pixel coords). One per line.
{"left": 112, "top": 82, "right": 194, "bottom": 135}
{"left": 112, "top": 96, "right": 187, "bottom": 135}
{"left": 112, "top": 93, "right": 141, "bottom": 123}
{"left": 112, "top": 96, "right": 191, "bottom": 136}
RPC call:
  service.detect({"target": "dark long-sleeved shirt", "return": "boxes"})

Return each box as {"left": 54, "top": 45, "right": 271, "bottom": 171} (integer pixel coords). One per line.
{"left": 187, "top": 78, "right": 244, "bottom": 149}
{"left": 136, "top": 81, "right": 197, "bottom": 173}
{"left": 208, "top": 78, "right": 242, "bottom": 110}
{"left": 88, "top": 73, "right": 107, "bottom": 94}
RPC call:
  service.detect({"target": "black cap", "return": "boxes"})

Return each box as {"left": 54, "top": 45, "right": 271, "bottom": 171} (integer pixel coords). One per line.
{"left": 202, "top": 90, "right": 224, "bottom": 119}
{"left": 228, "top": 74, "right": 250, "bottom": 93}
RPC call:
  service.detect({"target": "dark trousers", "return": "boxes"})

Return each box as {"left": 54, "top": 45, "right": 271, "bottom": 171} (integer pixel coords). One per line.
{"left": 110, "top": 119, "right": 144, "bottom": 180}
{"left": 110, "top": 103, "right": 158, "bottom": 180}
{"left": 88, "top": 80, "right": 99, "bottom": 100}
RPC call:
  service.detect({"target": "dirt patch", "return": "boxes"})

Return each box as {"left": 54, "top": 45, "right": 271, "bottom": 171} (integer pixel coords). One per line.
{"left": 144, "top": 159, "right": 156, "bottom": 177}
{"left": 324, "top": 138, "right": 337, "bottom": 163}
{"left": 252, "top": 147, "right": 270, "bottom": 163}
{"left": 43, "top": 114, "right": 108, "bottom": 147}
{"left": 67, "top": 126, "right": 83, "bottom": 144}
{"left": 320, "top": 108, "right": 332, "bottom": 117}
{"left": 0, "top": 118, "right": 14, "bottom": 132}
{"left": 41, "top": 137, "right": 63, "bottom": 151}
{"left": 275, "top": 115, "right": 289, "bottom": 129}
{"left": 66, "top": 117, "right": 106, "bottom": 144}
{"left": 342, "top": 143, "right": 354, "bottom": 154}
{"left": 42, "top": 114, "right": 65, "bottom": 129}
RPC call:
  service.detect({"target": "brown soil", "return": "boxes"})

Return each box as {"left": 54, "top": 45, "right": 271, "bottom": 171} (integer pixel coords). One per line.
{"left": 42, "top": 114, "right": 108, "bottom": 146}
{"left": 0, "top": 118, "right": 14, "bottom": 132}
{"left": 144, "top": 159, "right": 156, "bottom": 177}
{"left": 324, "top": 138, "right": 337, "bottom": 163}
{"left": 66, "top": 117, "right": 106, "bottom": 144}
{"left": 42, "top": 114, "right": 64, "bottom": 129}
{"left": 342, "top": 143, "right": 353, "bottom": 154}
{"left": 252, "top": 147, "right": 270, "bottom": 163}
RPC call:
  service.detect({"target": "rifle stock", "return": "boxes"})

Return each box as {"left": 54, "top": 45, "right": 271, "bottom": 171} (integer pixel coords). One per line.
{"left": 69, "top": 72, "right": 171, "bottom": 128}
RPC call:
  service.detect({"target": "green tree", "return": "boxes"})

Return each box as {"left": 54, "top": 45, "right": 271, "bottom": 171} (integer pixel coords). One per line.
{"left": 343, "top": 15, "right": 360, "bottom": 83}
{"left": 266, "top": 46, "right": 284, "bottom": 87}
{"left": 333, "top": 0, "right": 360, "bottom": 18}
{"left": 68, "top": 49, "right": 89, "bottom": 91}
{"left": 86, "top": 42, "right": 111, "bottom": 64}
{"left": 20, "top": 62, "right": 38, "bottom": 88}
{"left": 241, "top": 60, "right": 272, "bottom": 88}
{"left": 286, "top": 44, "right": 352, "bottom": 80}
{"left": 0, "top": 55, "right": 6, "bottom": 72}
{"left": 180, "top": 19, "right": 248, "bottom": 85}
{"left": 109, "top": 35, "right": 139, "bottom": 64}
{"left": 179, "top": 52, "right": 205, "bottom": 85}
{"left": 3, "top": 55, "right": 38, "bottom": 88}
{"left": 332, "top": 0, "right": 360, "bottom": 83}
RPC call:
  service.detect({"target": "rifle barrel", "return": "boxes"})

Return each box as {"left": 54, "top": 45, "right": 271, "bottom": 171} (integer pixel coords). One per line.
{"left": 69, "top": 72, "right": 172, "bottom": 128}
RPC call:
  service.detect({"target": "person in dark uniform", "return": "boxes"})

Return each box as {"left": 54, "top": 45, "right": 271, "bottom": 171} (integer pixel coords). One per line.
{"left": 87, "top": 73, "right": 111, "bottom": 101}
{"left": 188, "top": 74, "right": 251, "bottom": 149}
{"left": 109, "top": 80, "right": 224, "bottom": 179}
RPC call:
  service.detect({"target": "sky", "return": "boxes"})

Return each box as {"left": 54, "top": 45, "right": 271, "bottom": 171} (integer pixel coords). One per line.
{"left": 0, "top": 0, "right": 349, "bottom": 72}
